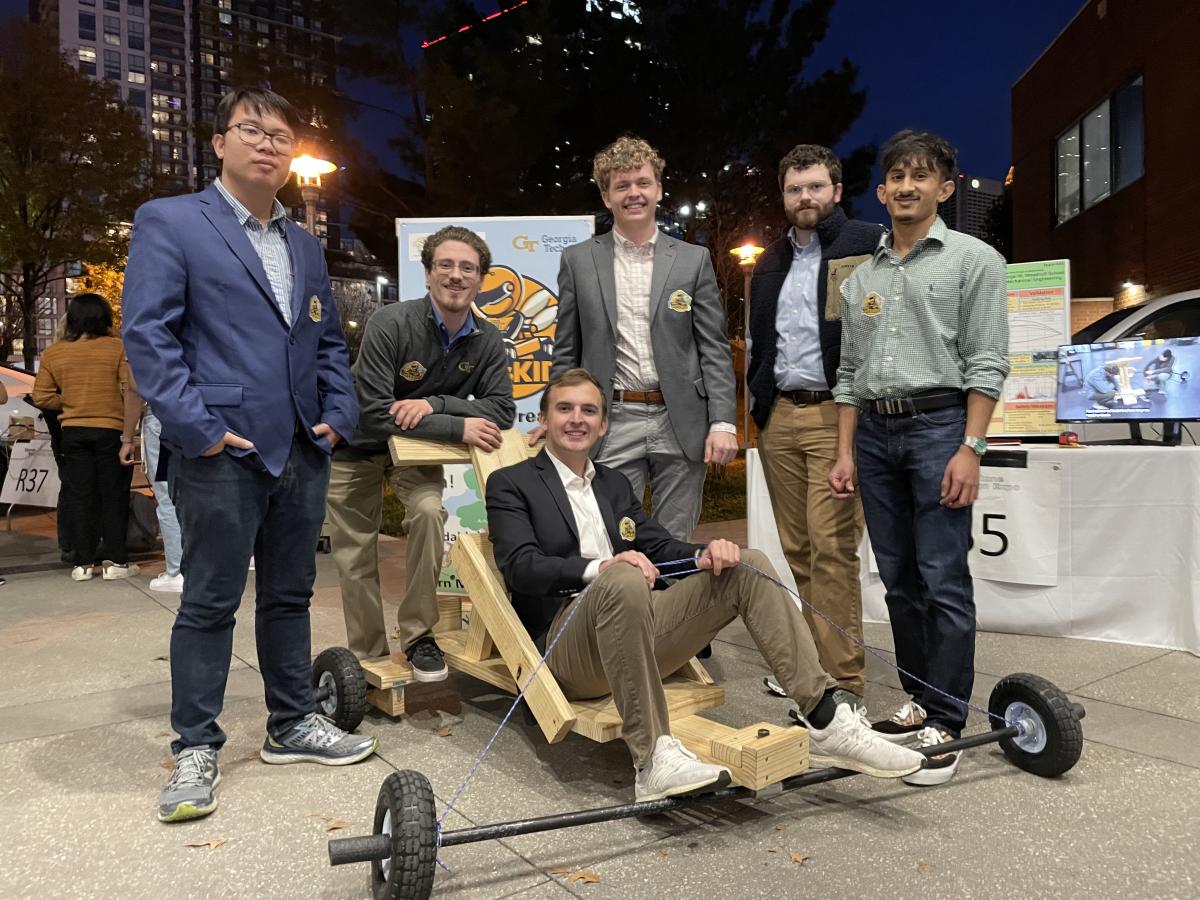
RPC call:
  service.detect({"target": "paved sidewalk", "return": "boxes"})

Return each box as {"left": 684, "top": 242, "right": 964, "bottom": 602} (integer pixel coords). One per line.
{"left": 1, "top": 525, "right": 1196, "bottom": 899}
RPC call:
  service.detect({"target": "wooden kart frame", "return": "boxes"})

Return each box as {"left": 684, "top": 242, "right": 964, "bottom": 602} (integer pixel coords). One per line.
{"left": 356, "top": 428, "right": 808, "bottom": 790}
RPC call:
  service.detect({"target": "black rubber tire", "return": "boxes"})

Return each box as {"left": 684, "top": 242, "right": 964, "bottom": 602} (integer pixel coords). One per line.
{"left": 372, "top": 771, "right": 437, "bottom": 900}
{"left": 989, "top": 672, "right": 1083, "bottom": 777}
{"left": 313, "top": 646, "right": 367, "bottom": 733}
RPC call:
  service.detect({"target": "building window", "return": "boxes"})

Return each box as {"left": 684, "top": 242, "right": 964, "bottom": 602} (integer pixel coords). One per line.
{"left": 104, "top": 0, "right": 120, "bottom": 10}
{"left": 78, "top": 46, "right": 97, "bottom": 76}
{"left": 127, "top": 87, "right": 146, "bottom": 111}
{"left": 79, "top": 12, "right": 97, "bottom": 41}
{"left": 129, "top": 0, "right": 143, "bottom": 17}
{"left": 104, "top": 49, "right": 121, "bottom": 81}
{"left": 104, "top": 15, "right": 121, "bottom": 45}
{"left": 79, "top": 0, "right": 95, "bottom": 5}
{"left": 1055, "top": 74, "right": 1144, "bottom": 224}
{"left": 127, "top": 54, "right": 145, "bottom": 83}
{"left": 1113, "top": 76, "right": 1144, "bottom": 190}
{"left": 128, "top": 20, "right": 144, "bottom": 50}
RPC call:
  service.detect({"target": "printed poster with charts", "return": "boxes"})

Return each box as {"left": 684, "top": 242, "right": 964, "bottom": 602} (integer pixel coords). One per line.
{"left": 988, "top": 260, "right": 1071, "bottom": 437}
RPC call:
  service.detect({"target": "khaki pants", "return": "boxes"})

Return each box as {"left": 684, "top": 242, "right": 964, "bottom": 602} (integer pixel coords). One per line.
{"left": 325, "top": 454, "right": 447, "bottom": 659}
{"left": 545, "top": 549, "right": 836, "bottom": 766}
{"left": 759, "top": 398, "right": 866, "bottom": 694}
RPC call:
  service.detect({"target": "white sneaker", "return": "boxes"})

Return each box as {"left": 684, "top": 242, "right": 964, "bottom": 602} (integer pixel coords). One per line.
{"left": 634, "top": 735, "right": 731, "bottom": 802}
{"left": 71, "top": 565, "right": 94, "bottom": 582}
{"left": 807, "top": 703, "right": 925, "bottom": 778}
{"left": 102, "top": 561, "right": 140, "bottom": 580}
{"left": 149, "top": 572, "right": 184, "bottom": 593}
{"left": 872, "top": 698, "right": 927, "bottom": 744}
{"left": 902, "top": 727, "right": 960, "bottom": 786}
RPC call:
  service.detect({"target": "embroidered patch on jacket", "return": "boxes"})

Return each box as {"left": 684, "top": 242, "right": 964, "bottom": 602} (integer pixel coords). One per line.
{"left": 667, "top": 290, "right": 693, "bottom": 312}
{"left": 619, "top": 516, "right": 636, "bottom": 542}
{"left": 308, "top": 295, "right": 322, "bottom": 322}
{"left": 861, "top": 292, "right": 883, "bottom": 317}
{"left": 400, "top": 361, "right": 427, "bottom": 381}
{"left": 458, "top": 360, "right": 475, "bottom": 374}
{"left": 825, "top": 254, "right": 872, "bottom": 321}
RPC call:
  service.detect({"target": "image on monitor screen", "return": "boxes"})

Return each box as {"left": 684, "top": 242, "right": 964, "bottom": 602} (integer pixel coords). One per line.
{"left": 1056, "top": 338, "right": 1198, "bottom": 423}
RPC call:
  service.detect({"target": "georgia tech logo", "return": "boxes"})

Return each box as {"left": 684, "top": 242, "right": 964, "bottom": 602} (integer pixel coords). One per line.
{"left": 472, "top": 265, "right": 557, "bottom": 401}
{"left": 512, "top": 235, "right": 539, "bottom": 253}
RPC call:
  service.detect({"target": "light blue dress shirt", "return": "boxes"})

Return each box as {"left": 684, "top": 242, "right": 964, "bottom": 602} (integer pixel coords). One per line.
{"left": 774, "top": 229, "right": 828, "bottom": 391}
{"left": 213, "top": 178, "right": 294, "bottom": 327}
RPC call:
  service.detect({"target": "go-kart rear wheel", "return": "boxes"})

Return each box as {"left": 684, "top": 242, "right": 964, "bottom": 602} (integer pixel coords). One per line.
{"left": 372, "top": 771, "right": 437, "bottom": 900}
{"left": 313, "top": 646, "right": 367, "bottom": 732}
{"left": 988, "top": 673, "right": 1083, "bottom": 777}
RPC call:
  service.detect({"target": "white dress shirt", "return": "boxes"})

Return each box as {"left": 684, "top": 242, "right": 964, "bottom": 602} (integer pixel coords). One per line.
{"left": 774, "top": 229, "right": 828, "bottom": 391}
{"left": 546, "top": 448, "right": 613, "bottom": 584}
{"left": 609, "top": 228, "right": 736, "bottom": 436}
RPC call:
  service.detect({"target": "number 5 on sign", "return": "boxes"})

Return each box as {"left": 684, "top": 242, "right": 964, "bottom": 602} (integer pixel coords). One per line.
{"left": 969, "top": 461, "right": 1061, "bottom": 587}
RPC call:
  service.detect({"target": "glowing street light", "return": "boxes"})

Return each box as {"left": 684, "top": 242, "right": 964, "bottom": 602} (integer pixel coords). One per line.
{"left": 730, "top": 241, "right": 765, "bottom": 444}
{"left": 289, "top": 152, "right": 337, "bottom": 235}
{"left": 376, "top": 274, "right": 389, "bottom": 304}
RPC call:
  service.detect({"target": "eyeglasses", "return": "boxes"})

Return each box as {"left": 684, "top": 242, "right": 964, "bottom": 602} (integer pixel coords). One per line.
{"left": 783, "top": 182, "right": 832, "bottom": 198}
{"left": 226, "top": 122, "right": 296, "bottom": 154}
{"left": 432, "top": 259, "right": 480, "bottom": 277}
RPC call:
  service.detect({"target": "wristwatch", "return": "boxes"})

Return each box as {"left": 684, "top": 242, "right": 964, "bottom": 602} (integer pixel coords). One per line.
{"left": 962, "top": 436, "right": 987, "bottom": 457}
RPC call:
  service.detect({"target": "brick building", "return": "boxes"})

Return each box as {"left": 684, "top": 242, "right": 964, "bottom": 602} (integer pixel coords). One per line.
{"left": 1011, "top": 0, "right": 1200, "bottom": 309}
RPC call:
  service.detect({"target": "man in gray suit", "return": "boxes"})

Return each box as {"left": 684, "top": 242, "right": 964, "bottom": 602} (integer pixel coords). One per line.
{"left": 530, "top": 135, "right": 737, "bottom": 540}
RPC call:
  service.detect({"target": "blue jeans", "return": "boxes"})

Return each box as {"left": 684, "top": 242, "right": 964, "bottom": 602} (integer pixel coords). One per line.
{"left": 167, "top": 434, "right": 330, "bottom": 753}
{"left": 141, "top": 410, "right": 182, "bottom": 575}
{"left": 855, "top": 405, "right": 974, "bottom": 737}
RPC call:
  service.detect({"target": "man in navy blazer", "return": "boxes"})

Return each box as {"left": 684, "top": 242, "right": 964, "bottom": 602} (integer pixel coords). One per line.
{"left": 122, "top": 88, "right": 376, "bottom": 825}
{"left": 486, "top": 369, "right": 924, "bottom": 803}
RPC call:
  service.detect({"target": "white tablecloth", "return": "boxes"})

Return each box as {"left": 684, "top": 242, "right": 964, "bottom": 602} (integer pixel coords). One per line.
{"left": 746, "top": 446, "right": 1200, "bottom": 656}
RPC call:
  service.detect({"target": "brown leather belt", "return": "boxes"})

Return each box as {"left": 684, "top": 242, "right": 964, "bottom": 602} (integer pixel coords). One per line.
{"left": 612, "top": 389, "right": 665, "bottom": 404}
{"left": 780, "top": 389, "right": 833, "bottom": 405}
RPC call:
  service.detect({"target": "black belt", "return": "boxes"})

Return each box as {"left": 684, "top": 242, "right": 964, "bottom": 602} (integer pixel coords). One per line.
{"left": 779, "top": 389, "right": 833, "bottom": 405}
{"left": 869, "top": 390, "right": 965, "bottom": 416}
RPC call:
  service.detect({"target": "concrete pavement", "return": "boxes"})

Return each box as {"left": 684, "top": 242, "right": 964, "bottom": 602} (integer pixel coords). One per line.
{"left": 0, "top": 524, "right": 1196, "bottom": 899}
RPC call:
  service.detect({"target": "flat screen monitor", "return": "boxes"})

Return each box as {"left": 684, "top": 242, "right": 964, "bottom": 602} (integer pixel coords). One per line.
{"left": 1056, "top": 337, "right": 1197, "bottom": 423}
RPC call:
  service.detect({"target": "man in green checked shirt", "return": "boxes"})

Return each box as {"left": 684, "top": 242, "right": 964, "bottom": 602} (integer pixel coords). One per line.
{"left": 828, "top": 130, "right": 1010, "bottom": 787}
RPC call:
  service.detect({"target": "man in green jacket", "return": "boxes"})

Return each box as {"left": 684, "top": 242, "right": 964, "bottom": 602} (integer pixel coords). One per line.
{"left": 326, "top": 226, "right": 515, "bottom": 679}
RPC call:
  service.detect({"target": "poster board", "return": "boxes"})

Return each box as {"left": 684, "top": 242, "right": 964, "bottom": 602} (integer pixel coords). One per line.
{"left": 395, "top": 216, "right": 595, "bottom": 593}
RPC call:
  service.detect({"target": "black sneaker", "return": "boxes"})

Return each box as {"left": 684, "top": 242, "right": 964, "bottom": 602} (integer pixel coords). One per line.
{"left": 406, "top": 636, "right": 448, "bottom": 683}
{"left": 872, "top": 699, "right": 927, "bottom": 744}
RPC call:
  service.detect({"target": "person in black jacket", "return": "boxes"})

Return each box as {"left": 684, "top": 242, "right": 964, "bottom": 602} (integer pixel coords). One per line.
{"left": 747, "top": 145, "right": 884, "bottom": 703}
{"left": 486, "top": 368, "right": 923, "bottom": 803}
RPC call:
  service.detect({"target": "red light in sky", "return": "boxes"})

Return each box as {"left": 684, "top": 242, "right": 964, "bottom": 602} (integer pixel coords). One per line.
{"left": 421, "top": 1, "right": 529, "bottom": 50}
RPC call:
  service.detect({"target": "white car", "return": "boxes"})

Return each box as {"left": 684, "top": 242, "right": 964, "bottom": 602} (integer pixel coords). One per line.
{"left": 1073, "top": 289, "right": 1200, "bottom": 343}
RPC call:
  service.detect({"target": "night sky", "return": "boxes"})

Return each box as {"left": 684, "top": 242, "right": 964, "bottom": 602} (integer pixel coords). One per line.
{"left": 2, "top": 0, "right": 1083, "bottom": 224}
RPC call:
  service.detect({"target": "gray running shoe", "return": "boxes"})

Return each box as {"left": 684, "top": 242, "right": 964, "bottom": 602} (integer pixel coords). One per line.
{"left": 259, "top": 713, "right": 378, "bottom": 766}
{"left": 158, "top": 745, "right": 220, "bottom": 823}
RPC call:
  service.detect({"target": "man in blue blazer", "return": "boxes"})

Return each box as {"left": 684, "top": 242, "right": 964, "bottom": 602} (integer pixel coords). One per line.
{"left": 122, "top": 88, "right": 376, "bottom": 824}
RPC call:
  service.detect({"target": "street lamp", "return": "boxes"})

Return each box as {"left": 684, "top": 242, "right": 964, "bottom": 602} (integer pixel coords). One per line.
{"left": 375, "top": 274, "right": 388, "bottom": 305}
{"left": 729, "top": 241, "right": 765, "bottom": 444}
{"left": 290, "top": 152, "right": 337, "bottom": 236}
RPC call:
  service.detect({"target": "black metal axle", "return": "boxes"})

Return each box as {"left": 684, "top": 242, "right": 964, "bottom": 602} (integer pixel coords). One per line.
{"left": 328, "top": 724, "right": 1023, "bottom": 866}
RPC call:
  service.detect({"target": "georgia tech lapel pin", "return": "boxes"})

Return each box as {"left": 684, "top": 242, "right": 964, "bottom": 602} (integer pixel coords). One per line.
{"left": 309, "top": 295, "right": 322, "bottom": 322}
{"left": 401, "top": 360, "right": 427, "bottom": 381}
{"left": 668, "top": 290, "right": 693, "bottom": 313}
{"left": 619, "top": 516, "right": 637, "bottom": 542}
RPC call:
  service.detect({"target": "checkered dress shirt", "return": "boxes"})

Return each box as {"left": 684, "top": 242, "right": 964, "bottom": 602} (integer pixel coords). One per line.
{"left": 834, "top": 217, "right": 1010, "bottom": 410}
{"left": 214, "top": 178, "right": 295, "bottom": 327}
{"left": 611, "top": 227, "right": 659, "bottom": 391}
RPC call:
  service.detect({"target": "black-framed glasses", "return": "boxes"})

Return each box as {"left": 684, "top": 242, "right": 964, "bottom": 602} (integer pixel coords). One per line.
{"left": 226, "top": 122, "right": 295, "bottom": 154}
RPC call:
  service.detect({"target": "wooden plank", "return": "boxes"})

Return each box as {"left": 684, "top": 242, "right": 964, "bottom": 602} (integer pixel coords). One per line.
{"left": 388, "top": 435, "right": 471, "bottom": 466}
{"left": 450, "top": 533, "right": 577, "bottom": 743}
{"left": 433, "top": 596, "right": 464, "bottom": 635}
{"left": 462, "top": 606, "right": 495, "bottom": 660}
{"left": 674, "top": 657, "right": 715, "bottom": 686}
{"left": 438, "top": 628, "right": 519, "bottom": 692}
{"left": 672, "top": 717, "right": 809, "bottom": 790}
{"left": 469, "top": 428, "right": 533, "bottom": 498}
{"left": 568, "top": 678, "right": 726, "bottom": 743}
{"left": 360, "top": 655, "right": 412, "bottom": 690}
{"left": 367, "top": 687, "right": 405, "bottom": 717}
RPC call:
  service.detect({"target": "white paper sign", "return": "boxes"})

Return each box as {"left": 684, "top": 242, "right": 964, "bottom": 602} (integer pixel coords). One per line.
{"left": 1, "top": 440, "right": 60, "bottom": 508}
{"left": 968, "top": 460, "right": 1061, "bottom": 586}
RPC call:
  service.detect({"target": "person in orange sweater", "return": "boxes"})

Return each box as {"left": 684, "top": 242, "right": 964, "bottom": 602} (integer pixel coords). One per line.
{"left": 32, "top": 293, "right": 143, "bottom": 581}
